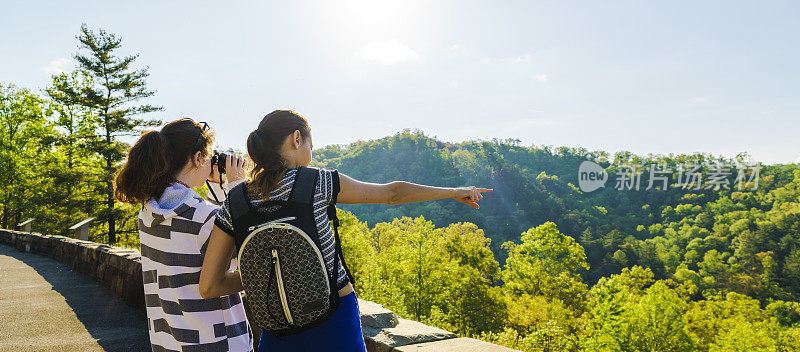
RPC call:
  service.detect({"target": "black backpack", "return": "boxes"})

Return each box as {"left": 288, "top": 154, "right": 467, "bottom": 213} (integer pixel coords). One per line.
{"left": 227, "top": 166, "right": 354, "bottom": 335}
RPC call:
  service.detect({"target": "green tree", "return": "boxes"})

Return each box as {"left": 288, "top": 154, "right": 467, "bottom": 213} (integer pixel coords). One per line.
{"left": 710, "top": 320, "right": 777, "bottom": 352}
{"left": 55, "top": 24, "right": 162, "bottom": 243}
{"left": 502, "top": 221, "right": 589, "bottom": 310}
{"left": 365, "top": 216, "right": 445, "bottom": 321}
{"left": 44, "top": 71, "right": 102, "bottom": 231}
{"left": 685, "top": 292, "right": 793, "bottom": 351}
{"left": 625, "top": 281, "right": 695, "bottom": 352}
{"left": 0, "top": 84, "right": 50, "bottom": 229}
{"left": 433, "top": 222, "right": 505, "bottom": 335}
{"left": 580, "top": 266, "right": 655, "bottom": 352}
{"left": 336, "top": 208, "right": 376, "bottom": 294}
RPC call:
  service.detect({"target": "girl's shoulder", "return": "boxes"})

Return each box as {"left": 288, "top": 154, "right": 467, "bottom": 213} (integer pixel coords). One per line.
{"left": 285, "top": 167, "right": 339, "bottom": 199}
{"left": 228, "top": 167, "right": 339, "bottom": 208}
{"left": 189, "top": 195, "right": 221, "bottom": 220}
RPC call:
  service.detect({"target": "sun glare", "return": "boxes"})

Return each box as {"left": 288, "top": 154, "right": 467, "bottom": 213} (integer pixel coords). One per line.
{"left": 342, "top": 0, "right": 413, "bottom": 29}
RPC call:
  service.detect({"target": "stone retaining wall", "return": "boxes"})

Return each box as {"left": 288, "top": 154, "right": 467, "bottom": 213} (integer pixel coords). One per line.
{"left": 0, "top": 229, "right": 518, "bottom": 352}
{"left": 0, "top": 229, "right": 144, "bottom": 309}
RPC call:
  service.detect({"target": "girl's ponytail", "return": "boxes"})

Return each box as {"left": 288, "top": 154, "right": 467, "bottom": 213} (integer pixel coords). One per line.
{"left": 115, "top": 130, "right": 171, "bottom": 204}
{"left": 247, "top": 110, "right": 310, "bottom": 199}
{"left": 115, "top": 118, "right": 214, "bottom": 204}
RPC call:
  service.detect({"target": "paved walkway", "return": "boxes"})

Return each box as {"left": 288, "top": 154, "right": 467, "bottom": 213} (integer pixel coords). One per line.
{"left": 0, "top": 244, "right": 149, "bottom": 351}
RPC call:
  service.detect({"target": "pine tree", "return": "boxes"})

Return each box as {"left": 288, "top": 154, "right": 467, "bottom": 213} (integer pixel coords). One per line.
{"left": 45, "top": 71, "right": 98, "bottom": 224}
{"left": 67, "top": 24, "right": 162, "bottom": 243}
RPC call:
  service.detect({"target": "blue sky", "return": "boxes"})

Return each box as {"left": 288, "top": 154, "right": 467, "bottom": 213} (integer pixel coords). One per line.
{"left": 2, "top": 0, "right": 798, "bottom": 164}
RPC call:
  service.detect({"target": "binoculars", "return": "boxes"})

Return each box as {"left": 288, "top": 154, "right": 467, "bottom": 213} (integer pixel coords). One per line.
{"left": 211, "top": 151, "right": 228, "bottom": 174}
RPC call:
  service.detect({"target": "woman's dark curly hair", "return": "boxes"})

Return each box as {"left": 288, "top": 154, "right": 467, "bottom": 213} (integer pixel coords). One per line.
{"left": 115, "top": 118, "right": 214, "bottom": 203}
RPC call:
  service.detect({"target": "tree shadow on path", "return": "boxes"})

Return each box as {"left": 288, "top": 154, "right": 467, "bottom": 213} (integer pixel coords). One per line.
{"left": 0, "top": 244, "right": 149, "bottom": 351}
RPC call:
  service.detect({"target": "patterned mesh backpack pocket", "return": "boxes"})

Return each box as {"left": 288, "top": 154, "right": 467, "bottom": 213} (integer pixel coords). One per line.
{"left": 238, "top": 220, "right": 331, "bottom": 330}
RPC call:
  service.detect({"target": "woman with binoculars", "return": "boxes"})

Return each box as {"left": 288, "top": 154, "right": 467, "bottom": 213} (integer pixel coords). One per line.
{"left": 115, "top": 118, "right": 253, "bottom": 352}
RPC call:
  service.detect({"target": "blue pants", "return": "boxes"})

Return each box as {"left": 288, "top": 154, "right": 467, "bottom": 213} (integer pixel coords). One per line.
{"left": 258, "top": 291, "right": 367, "bottom": 352}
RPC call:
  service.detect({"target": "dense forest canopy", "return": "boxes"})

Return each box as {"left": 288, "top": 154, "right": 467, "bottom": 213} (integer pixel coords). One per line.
{"left": 315, "top": 129, "right": 799, "bottom": 296}
{"left": 1, "top": 25, "right": 798, "bottom": 351}
{"left": 314, "top": 130, "right": 799, "bottom": 350}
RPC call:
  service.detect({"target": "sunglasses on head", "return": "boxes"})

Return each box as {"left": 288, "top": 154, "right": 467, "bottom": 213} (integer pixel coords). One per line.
{"left": 193, "top": 121, "right": 209, "bottom": 151}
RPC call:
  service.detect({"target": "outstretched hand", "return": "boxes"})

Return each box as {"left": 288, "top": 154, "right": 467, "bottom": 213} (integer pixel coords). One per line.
{"left": 453, "top": 186, "right": 493, "bottom": 209}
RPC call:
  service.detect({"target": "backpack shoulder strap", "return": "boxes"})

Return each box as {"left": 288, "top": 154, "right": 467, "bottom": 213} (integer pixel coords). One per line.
{"left": 290, "top": 166, "right": 318, "bottom": 204}
{"left": 228, "top": 182, "right": 251, "bottom": 221}
{"left": 325, "top": 170, "right": 356, "bottom": 284}
{"left": 328, "top": 204, "right": 355, "bottom": 284}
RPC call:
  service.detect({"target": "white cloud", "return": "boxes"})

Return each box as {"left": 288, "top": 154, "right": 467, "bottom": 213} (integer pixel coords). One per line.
{"left": 449, "top": 44, "right": 460, "bottom": 51}
{"left": 40, "top": 58, "right": 72, "bottom": 74}
{"left": 690, "top": 96, "right": 707, "bottom": 104}
{"left": 514, "top": 54, "right": 532, "bottom": 63}
{"left": 354, "top": 39, "right": 419, "bottom": 65}
{"left": 533, "top": 74, "right": 548, "bottom": 82}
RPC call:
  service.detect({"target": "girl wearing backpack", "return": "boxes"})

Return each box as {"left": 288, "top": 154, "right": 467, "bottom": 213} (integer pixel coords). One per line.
{"left": 199, "top": 110, "right": 492, "bottom": 352}
{"left": 115, "top": 118, "right": 254, "bottom": 352}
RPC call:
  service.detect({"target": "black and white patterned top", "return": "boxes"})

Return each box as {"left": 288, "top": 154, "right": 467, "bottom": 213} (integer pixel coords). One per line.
{"left": 138, "top": 182, "right": 252, "bottom": 352}
{"left": 215, "top": 167, "right": 349, "bottom": 288}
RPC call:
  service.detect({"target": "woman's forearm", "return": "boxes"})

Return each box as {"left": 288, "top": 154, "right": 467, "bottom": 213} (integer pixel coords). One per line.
{"left": 200, "top": 271, "right": 243, "bottom": 298}
{"left": 199, "top": 226, "right": 245, "bottom": 299}
{"left": 388, "top": 181, "right": 457, "bottom": 205}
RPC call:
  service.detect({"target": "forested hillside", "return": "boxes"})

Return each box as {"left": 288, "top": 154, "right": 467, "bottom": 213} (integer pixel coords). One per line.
{"left": 314, "top": 130, "right": 799, "bottom": 296}
{"left": 314, "top": 129, "right": 800, "bottom": 350}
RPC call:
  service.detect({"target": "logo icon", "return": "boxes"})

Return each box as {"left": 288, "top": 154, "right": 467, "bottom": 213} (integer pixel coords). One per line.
{"left": 578, "top": 161, "right": 608, "bottom": 192}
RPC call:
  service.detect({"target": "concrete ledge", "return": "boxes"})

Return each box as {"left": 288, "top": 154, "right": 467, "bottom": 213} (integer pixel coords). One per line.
{"left": 0, "top": 228, "right": 518, "bottom": 352}
{"left": 359, "top": 299, "right": 457, "bottom": 351}
{"left": 358, "top": 298, "right": 518, "bottom": 352}
{"left": 394, "top": 337, "right": 521, "bottom": 352}
{"left": 365, "top": 317, "right": 457, "bottom": 351}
